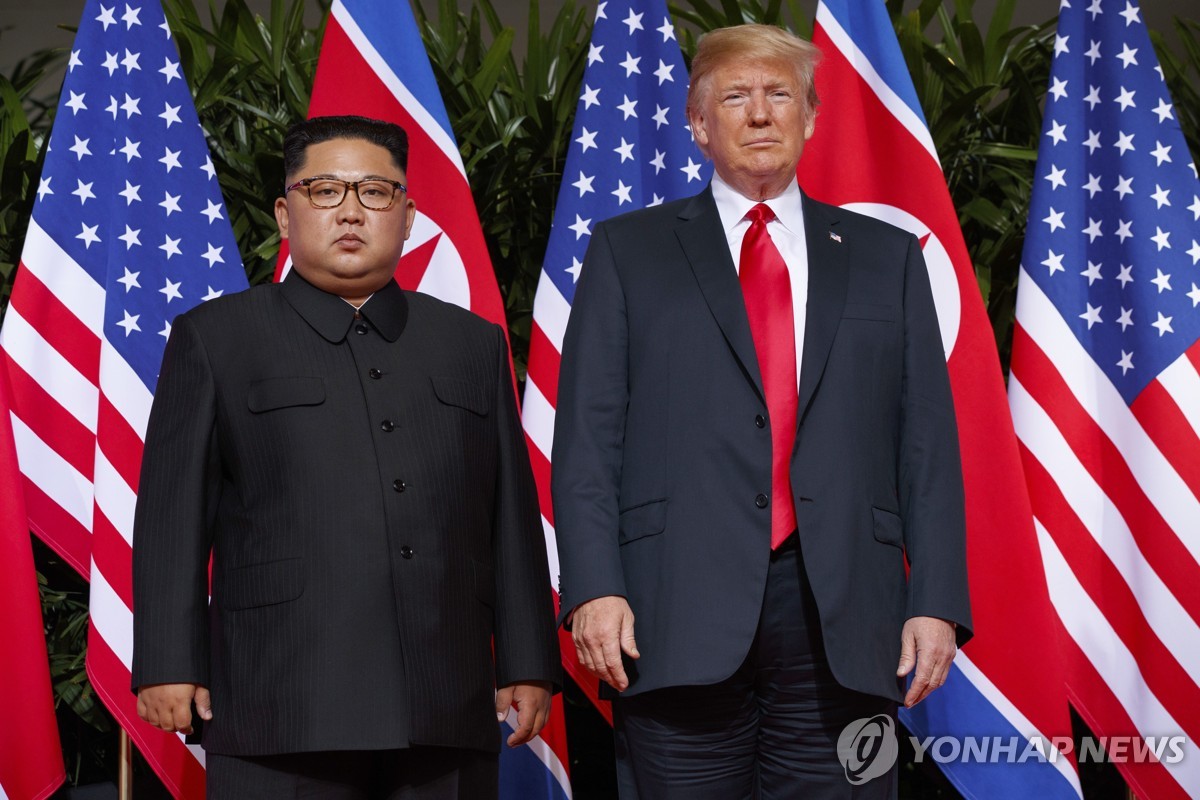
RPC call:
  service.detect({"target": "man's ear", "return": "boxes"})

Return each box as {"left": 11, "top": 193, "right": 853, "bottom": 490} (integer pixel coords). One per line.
{"left": 274, "top": 197, "right": 290, "bottom": 240}
{"left": 402, "top": 198, "right": 416, "bottom": 241}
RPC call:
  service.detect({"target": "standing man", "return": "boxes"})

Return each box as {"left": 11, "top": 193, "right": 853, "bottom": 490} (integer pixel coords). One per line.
{"left": 132, "top": 115, "right": 559, "bottom": 799}
{"left": 553, "top": 24, "right": 971, "bottom": 798}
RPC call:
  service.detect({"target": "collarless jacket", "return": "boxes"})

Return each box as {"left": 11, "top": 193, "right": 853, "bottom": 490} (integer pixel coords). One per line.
{"left": 132, "top": 272, "right": 559, "bottom": 756}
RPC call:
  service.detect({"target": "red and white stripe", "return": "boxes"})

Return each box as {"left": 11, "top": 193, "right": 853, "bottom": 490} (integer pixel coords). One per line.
{"left": 1012, "top": 270, "right": 1200, "bottom": 799}
{"left": 1, "top": 220, "right": 208, "bottom": 800}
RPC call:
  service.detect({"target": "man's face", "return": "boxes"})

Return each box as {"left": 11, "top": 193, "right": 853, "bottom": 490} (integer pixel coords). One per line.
{"left": 275, "top": 137, "right": 416, "bottom": 302}
{"left": 689, "top": 58, "right": 815, "bottom": 200}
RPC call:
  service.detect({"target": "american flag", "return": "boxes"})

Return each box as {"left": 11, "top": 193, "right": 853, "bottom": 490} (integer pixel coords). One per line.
{"left": 0, "top": 0, "right": 249, "bottom": 796}
{"left": 1010, "top": 0, "right": 1200, "bottom": 797}
{"left": 800, "top": 1, "right": 1082, "bottom": 796}
{"left": 284, "top": 2, "right": 572, "bottom": 796}
{"left": 521, "top": 0, "right": 710, "bottom": 720}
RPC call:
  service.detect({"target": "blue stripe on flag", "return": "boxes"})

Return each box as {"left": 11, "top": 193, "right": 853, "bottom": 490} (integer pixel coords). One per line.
{"left": 900, "top": 666, "right": 1080, "bottom": 800}
{"left": 338, "top": 0, "right": 456, "bottom": 141}
{"left": 819, "top": 0, "right": 928, "bottom": 127}
{"left": 498, "top": 724, "right": 571, "bottom": 800}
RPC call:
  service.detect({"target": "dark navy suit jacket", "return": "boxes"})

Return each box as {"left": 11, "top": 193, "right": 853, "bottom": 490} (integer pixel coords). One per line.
{"left": 552, "top": 186, "right": 972, "bottom": 703}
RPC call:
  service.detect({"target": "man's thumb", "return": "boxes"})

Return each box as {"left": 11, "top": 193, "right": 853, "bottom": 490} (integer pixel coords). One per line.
{"left": 194, "top": 687, "right": 213, "bottom": 720}
{"left": 621, "top": 618, "right": 640, "bottom": 659}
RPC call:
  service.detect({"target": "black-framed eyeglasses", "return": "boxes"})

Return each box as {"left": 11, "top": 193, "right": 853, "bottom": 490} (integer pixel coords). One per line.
{"left": 285, "top": 177, "right": 407, "bottom": 210}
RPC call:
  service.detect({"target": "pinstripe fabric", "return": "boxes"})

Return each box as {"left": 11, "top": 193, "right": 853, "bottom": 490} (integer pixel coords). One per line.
{"left": 132, "top": 271, "right": 559, "bottom": 756}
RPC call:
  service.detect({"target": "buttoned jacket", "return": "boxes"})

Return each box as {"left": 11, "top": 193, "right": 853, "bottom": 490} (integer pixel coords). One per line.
{"left": 132, "top": 271, "right": 558, "bottom": 755}
{"left": 552, "top": 186, "right": 972, "bottom": 702}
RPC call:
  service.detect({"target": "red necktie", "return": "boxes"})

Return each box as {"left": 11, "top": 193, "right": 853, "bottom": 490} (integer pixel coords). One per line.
{"left": 739, "top": 203, "right": 798, "bottom": 549}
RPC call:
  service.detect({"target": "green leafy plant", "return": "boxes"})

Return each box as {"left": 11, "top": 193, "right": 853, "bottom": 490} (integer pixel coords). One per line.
{"left": 1153, "top": 17, "right": 1200, "bottom": 163}
{"left": 416, "top": 0, "right": 590, "bottom": 376}
{"left": 163, "top": 0, "right": 326, "bottom": 285}
{"left": 890, "top": 0, "right": 1055, "bottom": 370}
{"left": 0, "top": 43, "right": 62, "bottom": 315}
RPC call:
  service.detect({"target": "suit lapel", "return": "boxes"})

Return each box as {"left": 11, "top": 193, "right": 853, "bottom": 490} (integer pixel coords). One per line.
{"left": 676, "top": 187, "right": 765, "bottom": 402}
{"left": 798, "top": 196, "right": 848, "bottom": 421}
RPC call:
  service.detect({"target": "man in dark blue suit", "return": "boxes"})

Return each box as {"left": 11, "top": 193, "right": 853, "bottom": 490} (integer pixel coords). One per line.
{"left": 553, "top": 24, "right": 971, "bottom": 798}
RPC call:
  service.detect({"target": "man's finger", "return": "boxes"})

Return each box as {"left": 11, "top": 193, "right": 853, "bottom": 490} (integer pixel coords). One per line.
{"left": 600, "top": 638, "right": 629, "bottom": 691}
{"left": 171, "top": 702, "right": 193, "bottom": 734}
{"left": 507, "top": 701, "right": 535, "bottom": 746}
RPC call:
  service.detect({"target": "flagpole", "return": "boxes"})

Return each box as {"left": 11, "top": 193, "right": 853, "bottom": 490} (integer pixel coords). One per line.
{"left": 118, "top": 729, "right": 132, "bottom": 800}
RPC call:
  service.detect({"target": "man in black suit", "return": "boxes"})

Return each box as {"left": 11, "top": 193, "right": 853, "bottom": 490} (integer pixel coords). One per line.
{"left": 132, "top": 115, "right": 558, "bottom": 799}
{"left": 553, "top": 24, "right": 971, "bottom": 798}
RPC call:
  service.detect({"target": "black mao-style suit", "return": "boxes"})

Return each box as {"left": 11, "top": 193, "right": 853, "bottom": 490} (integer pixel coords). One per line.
{"left": 131, "top": 271, "right": 558, "bottom": 757}
{"left": 552, "top": 186, "right": 972, "bottom": 706}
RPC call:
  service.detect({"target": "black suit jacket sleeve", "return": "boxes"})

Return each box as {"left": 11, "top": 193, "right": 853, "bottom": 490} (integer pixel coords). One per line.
{"left": 551, "top": 224, "right": 632, "bottom": 623}
{"left": 897, "top": 234, "right": 971, "bottom": 637}
{"left": 491, "top": 325, "right": 563, "bottom": 688}
{"left": 131, "top": 314, "right": 218, "bottom": 690}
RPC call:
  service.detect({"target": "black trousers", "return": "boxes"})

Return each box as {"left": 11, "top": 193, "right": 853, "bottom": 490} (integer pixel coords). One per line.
{"left": 205, "top": 746, "right": 498, "bottom": 800}
{"left": 613, "top": 535, "right": 897, "bottom": 799}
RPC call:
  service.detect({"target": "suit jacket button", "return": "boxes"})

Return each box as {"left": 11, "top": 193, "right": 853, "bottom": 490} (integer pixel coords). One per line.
{"left": 400, "top": 546, "right": 414, "bottom": 559}
{"left": 755, "top": 493, "right": 769, "bottom": 508}
{"left": 369, "top": 368, "right": 382, "bottom": 379}
{"left": 393, "top": 479, "right": 406, "bottom": 493}
{"left": 380, "top": 419, "right": 394, "bottom": 432}
{"left": 755, "top": 414, "right": 766, "bottom": 428}
{"left": 355, "top": 323, "right": 369, "bottom": 335}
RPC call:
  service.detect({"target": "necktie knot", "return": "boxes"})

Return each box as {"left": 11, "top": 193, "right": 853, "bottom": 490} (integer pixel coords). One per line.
{"left": 747, "top": 203, "right": 777, "bottom": 225}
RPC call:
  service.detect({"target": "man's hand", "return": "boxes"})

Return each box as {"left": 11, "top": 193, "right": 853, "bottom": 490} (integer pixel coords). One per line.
{"left": 571, "top": 595, "right": 639, "bottom": 691}
{"left": 495, "top": 681, "right": 553, "bottom": 747}
{"left": 136, "top": 683, "right": 212, "bottom": 734}
{"left": 896, "top": 616, "right": 957, "bottom": 708}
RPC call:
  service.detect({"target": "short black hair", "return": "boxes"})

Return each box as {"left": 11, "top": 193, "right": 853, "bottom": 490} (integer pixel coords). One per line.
{"left": 282, "top": 115, "right": 409, "bottom": 179}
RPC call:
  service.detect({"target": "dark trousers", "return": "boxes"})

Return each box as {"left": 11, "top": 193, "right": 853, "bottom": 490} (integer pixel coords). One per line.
{"left": 613, "top": 536, "right": 897, "bottom": 799}
{"left": 205, "top": 747, "right": 498, "bottom": 800}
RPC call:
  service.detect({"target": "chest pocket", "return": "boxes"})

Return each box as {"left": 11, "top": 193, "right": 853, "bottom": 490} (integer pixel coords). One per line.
{"left": 247, "top": 377, "right": 326, "bottom": 413}
{"left": 431, "top": 376, "right": 491, "bottom": 417}
{"left": 842, "top": 303, "right": 899, "bottom": 323}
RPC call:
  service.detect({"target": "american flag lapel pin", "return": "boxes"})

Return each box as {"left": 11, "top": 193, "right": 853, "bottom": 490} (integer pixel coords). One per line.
{"left": 829, "top": 231, "right": 842, "bottom": 243}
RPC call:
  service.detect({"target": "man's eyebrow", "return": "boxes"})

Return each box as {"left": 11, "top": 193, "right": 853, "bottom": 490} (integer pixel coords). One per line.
{"left": 303, "top": 173, "right": 397, "bottom": 181}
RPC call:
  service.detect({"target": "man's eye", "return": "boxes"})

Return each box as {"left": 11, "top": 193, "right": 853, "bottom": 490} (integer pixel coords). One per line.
{"left": 360, "top": 184, "right": 388, "bottom": 197}
{"left": 312, "top": 184, "right": 341, "bottom": 196}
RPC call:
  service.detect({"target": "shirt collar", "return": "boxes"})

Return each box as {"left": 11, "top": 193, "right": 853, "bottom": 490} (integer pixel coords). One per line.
{"left": 710, "top": 171, "right": 805, "bottom": 238}
{"left": 281, "top": 269, "right": 408, "bottom": 343}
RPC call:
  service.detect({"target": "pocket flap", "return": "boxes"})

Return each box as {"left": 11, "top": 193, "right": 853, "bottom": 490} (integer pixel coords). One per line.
{"left": 247, "top": 377, "right": 325, "bottom": 413}
{"left": 872, "top": 506, "right": 904, "bottom": 548}
{"left": 431, "top": 376, "right": 490, "bottom": 416}
{"left": 618, "top": 498, "right": 668, "bottom": 544}
{"left": 843, "top": 303, "right": 899, "bottom": 322}
{"left": 220, "top": 557, "right": 304, "bottom": 610}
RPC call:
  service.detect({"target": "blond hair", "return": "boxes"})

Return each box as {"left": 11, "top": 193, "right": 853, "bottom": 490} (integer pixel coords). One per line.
{"left": 687, "top": 24, "right": 822, "bottom": 120}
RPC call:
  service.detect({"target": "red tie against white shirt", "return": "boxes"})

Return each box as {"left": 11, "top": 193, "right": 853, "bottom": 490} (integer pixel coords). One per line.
{"left": 739, "top": 203, "right": 798, "bottom": 549}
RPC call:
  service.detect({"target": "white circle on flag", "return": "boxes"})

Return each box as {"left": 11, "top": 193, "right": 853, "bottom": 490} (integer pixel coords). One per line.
{"left": 840, "top": 203, "right": 961, "bottom": 358}
{"left": 406, "top": 211, "right": 471, "bottom": 311}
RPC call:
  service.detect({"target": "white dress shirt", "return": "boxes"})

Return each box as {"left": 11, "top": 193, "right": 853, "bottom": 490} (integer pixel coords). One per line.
{"left": 710, "top": 172, "right": 809, "bottom": 389}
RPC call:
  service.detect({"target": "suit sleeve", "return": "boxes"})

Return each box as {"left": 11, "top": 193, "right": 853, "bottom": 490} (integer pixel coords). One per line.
{"left": 131, "top": 313, "right": 219, "bottom": 691}
{"left": 898, "top": 233, "right": 973, "bottom": 646}
{"left": 550, "top": 223, "right": 630, "bottom": 626}
{"left": 490, "top": 325, "right": 562, "bottom": 690}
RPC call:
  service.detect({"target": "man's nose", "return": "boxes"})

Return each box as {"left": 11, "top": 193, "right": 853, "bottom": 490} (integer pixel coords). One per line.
{"left": 337, "top": 189, "right": 367, "bottom": 222}
{"left": 747, "top": 93, "right": 771, "bottom": 124}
